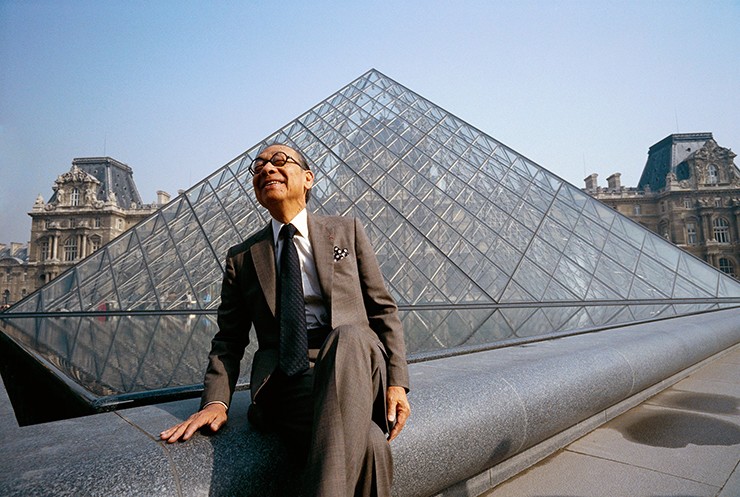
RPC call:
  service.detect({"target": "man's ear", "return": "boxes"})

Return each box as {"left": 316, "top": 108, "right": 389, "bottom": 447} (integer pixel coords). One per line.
{"left": 304, "top": 169, "right": 315, "bottom": 189}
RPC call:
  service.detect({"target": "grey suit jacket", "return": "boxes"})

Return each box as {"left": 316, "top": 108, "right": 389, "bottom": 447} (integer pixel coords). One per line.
{"left": 200, "top": 213, "right": 409, "bottom": 409}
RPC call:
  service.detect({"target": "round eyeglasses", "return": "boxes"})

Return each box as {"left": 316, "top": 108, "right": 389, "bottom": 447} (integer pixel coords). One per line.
{"left": 248, "top": 152, "right": 304, "bottom": 176}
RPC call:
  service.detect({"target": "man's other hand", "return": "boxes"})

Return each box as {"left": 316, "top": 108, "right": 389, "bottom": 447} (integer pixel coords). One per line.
{"left": 386, "top": 386, "right": 410, "bottom": 442}
{"left": 159, "top": 403, "right": 228, "bottom": 443}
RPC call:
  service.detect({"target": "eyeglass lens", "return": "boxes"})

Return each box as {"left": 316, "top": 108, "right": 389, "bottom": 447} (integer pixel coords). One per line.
{"left": 250, "top": 152, "right": 291, "bottom": 175}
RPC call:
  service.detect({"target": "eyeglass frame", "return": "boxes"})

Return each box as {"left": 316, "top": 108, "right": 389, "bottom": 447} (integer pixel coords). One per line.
{"left": 248, "top": 152, "right": 309, "bottom": 176}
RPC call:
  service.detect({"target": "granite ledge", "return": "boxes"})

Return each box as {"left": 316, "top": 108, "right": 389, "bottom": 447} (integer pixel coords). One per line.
{"left": 0, "top": 307, "right": 737, "bottom": 497}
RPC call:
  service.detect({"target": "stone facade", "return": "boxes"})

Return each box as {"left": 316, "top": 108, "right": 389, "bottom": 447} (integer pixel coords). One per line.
{"left": 586, "top": 133, "right": 740, "bottom": 278}
{"left": 0, "top": 243, "right": 30, "bottom": 309}
{"left": 0, "top": 157, "right": 169, "bottom": 308}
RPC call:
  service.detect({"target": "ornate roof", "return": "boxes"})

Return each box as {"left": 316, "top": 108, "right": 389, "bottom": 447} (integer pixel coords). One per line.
{"left": 49, "top": 157, "right": 144, "bottom": 209}
{"left": 638, "top": 133, "right": 715, "bottom": 190}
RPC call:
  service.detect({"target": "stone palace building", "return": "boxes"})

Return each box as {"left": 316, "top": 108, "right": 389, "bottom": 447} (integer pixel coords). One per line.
{"left": 585, "top": 133, "right": 739, "bottom": 278}
{"left": 1, "top": 157, "right": 168, "bottom": 307}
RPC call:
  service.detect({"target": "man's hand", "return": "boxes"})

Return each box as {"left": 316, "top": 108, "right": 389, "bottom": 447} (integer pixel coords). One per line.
{"left": 386, "top": 386, "right": 410, "bottom": 442}
{"left": 159, "top": 403, "right": 228, "bottom": 443}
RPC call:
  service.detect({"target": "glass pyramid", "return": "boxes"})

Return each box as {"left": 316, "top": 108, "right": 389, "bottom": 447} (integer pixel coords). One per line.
{"left": 3, "top": 69, "right": 740, "bottom": 407}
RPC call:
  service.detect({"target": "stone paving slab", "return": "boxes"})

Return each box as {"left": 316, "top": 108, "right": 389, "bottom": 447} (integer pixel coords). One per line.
{"left": 718, "top": 461, "right": 740, "bottom": 497}
{"left": 570, "top": 403, "right": 740, "bottom": 487}
{"left": 687, "top": 362, "right": 740, "bottom": 385}
{"left": 717, "top": 351, "right": 740, "bottom": 365}
{"left": 489, "top": 450, "right": 720, "bottom": 497}
{"left": 671, "top": 376, "right": 740, "bottom": 398}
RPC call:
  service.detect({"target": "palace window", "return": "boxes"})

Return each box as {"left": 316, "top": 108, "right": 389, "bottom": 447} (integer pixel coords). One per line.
{"left": 707, "top": 165, "right": 718, "bottom": 184}
{"left": 71, "top": 188, "right": 80, "bottom": 206}
{"left": 719, "top": 258, "right": 736, "bottom": 277}
{"left": 94, "top": 217, "right": 101, "bottom": 228}
{"left": 713, "top": 218, "right": 730, "bottom": 244}
{"left": 683, "top": 198, "right": 692, "bottom": 209}
{"left": 39, "top": 239, "right": 50, "bottom": 261}
{"left": 714, "top": 198, "right": 722, "bottom": 208}
{"left": 633, "top": 204, "right": 641, "bottom": 215}
{"left": 64, "top": 237, "right": 78, "bottom": 261}
{"left": 90, "top": 236, "right": 101, "bottom": 253}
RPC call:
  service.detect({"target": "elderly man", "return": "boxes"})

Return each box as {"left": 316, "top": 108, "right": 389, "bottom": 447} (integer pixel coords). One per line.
{"left": 161, "top": 143, "right": 410, "bottom": 496}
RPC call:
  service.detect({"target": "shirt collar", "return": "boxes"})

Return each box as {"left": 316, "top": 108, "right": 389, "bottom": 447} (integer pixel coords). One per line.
{"left": 271, "top": 208, "right": 308, "bottom": 247}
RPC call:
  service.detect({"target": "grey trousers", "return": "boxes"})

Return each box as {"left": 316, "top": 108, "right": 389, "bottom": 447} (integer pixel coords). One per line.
{"left": 256, "top": 325, "right": 393, "bottom": 497}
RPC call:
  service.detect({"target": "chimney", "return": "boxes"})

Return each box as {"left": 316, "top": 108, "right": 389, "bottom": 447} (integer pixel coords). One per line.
{"left": 606, "top": 173, "right": 621, "bottom": 191}
{"left": 156, "top": 190, "right": 171, "bottom": 205}
{"left": 584, "top": 173, "right": 598, "bottom": 192}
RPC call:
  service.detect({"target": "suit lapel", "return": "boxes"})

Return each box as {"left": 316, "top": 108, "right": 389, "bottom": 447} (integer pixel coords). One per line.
{"left": 308, "top": 214, "right": 335, "bottom": 305}
{"left": 251, "top": 224, "right": 278, "bottom": 317}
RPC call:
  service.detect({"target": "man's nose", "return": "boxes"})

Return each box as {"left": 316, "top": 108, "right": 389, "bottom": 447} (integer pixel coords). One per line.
{"left": 261, "top": 161, "right": 279, "bottom": 174}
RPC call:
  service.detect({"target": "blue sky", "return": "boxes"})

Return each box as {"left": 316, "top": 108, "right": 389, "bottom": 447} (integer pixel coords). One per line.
{"left": 1, "top": 0, "right": 738, "bottom": 243}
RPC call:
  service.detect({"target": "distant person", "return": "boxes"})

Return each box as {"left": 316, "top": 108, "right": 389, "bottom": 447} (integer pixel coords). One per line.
{"left": 160, "top": 143, "right": 410, "bottom": 496}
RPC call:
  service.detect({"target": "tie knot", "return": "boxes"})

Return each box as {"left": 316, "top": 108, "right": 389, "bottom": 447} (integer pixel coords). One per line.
{"left": 280, "top": 223, "right": 298, "bottom": 240}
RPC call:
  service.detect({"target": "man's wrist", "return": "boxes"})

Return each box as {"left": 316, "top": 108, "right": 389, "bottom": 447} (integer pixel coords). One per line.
{"left": 202, "top": 401, "right": 228, "bottom": 412}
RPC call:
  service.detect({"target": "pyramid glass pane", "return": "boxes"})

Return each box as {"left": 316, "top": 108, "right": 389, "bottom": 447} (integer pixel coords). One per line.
{"left": 3, "top": 69, "right": 740, "bottom": 408}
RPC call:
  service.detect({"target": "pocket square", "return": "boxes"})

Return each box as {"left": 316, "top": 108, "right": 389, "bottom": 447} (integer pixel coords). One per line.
{"left": 333, "top": 246, "right": 349, "bottom": 261}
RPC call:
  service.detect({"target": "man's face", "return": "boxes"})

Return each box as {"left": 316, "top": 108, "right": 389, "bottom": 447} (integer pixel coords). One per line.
{"left": 252, "top": 144, "right": 314, "bottom": 215}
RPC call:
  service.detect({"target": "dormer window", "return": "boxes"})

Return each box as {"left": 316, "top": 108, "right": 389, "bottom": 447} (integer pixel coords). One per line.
{"left": 71, "top": 187, "right": 80, "bottom": 206}
{"left": 707, "top": 165, "right": 718, "bottom": 185}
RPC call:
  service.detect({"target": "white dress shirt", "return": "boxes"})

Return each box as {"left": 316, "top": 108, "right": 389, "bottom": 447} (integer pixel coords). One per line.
{"left": 271, "top": 209, "right": 330, "bottom": 330}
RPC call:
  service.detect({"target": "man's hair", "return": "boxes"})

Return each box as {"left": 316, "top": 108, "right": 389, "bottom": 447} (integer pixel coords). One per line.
{"left": 262, "top": 143, "right": 312, "bottom": 203}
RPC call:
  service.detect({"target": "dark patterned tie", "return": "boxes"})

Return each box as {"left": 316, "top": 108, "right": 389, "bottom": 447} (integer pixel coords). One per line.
{"left": 278, "top": 223, "right": 309, "bottom": 376}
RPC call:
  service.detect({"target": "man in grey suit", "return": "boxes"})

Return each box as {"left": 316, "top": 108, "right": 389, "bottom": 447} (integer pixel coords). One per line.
{"left": 161, "top": 143, "right": 410, "bottom": 496}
